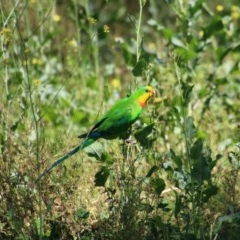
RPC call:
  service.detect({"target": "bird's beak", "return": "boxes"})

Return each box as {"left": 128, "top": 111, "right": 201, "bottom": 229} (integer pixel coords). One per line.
{"left": 152, "top": 88, "right": 156, "bottom": 96}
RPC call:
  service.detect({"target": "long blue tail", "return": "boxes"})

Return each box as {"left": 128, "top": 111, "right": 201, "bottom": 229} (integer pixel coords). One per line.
{"left": 36, "top": 138, "right": 95, "bottom": 181}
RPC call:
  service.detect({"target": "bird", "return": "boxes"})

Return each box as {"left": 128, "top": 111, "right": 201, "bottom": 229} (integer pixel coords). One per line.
{"left": 37, "top": 86, "right": 156, "bottom": 180}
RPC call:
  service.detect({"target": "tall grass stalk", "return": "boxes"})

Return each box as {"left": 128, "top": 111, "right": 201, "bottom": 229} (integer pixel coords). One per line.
{"left": 21, "top": 30, "right": 43, "bottom": 240}
{"left": 136, "top": 0, "right": 146, "bottom": 62}
{"left": 174, "top": 59, "right": 201, "bottom": 237}
{"left": 14, "top": 2, "right": 52, "bottom": 238}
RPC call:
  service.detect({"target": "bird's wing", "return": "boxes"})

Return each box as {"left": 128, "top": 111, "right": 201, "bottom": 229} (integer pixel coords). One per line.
{"left": 91, "top": 103, "right": 140, "bottom": 138}
{"left": 79, "top": 98, "right": 141, "bottom": 139}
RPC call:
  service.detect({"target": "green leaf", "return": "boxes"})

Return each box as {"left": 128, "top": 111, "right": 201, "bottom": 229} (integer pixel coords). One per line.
{"left": 228, "top": 150, "right": 240, "bottom": 169}
{"left": 189, "top": 0, "right": 204, "bottom": 17}
{"left": 217, "top": 41, "right": 240, "bottom": 63}
{"left": 13, "top": 70, "right": 24, "bottom": 84}
{"left": 202, "top": 16, "right": 223, "bottom": 41}
{"left": 161, "top": 28, "right": 174, "bottom": 40}
{"left": 34, "top": 217, "right": 51, "bottom": 237}
{"left": 190, "top": 138, "right": 203, "bottom": 160}
{"left": 85, "top": 142, "right": 113, "bottom": 164}
{"left": 76, "top": 208, "right": 90, "bottom": 219}
{"left": 122, "top": 43, "right": 136, "bottom": 67}
{"left": 72, "top": 111, "right": 88, "bottom": 124}
{"left": 132, "top": 49, "right": 156, "bottom": 76}
{"left": 42, "top": 105, "right": 60, "bottom": 125}
{"left": 174, "top": 194, "right": 182, "bottom": 218}
{"left": 152, "top": 178, "right": 166, "bottom": 195}
{"left": 214, "top": 212, "right": 240, "bottom": 235}
{"left": 171, "top": 107, "right": 181, "bottom": 121}
{"left": 152, "top": 215, "right": 163, "bottom": 228}
{"left": 169, "top": 148, "right": 182, "bottom": 169}
{"left": 184, "top": 116, "right": 196, "bottom": 144}
{"left": 174, "top": 47, "right": 197, "bottom": 61}
{"left": 157, "top": 202, "right": 169, "bottom": 211}
{"left": 146, "top": 165, "right": 158, "bottom": 178}
{"left": 190, "top": 138, "right": 213, "bottom": 182}
{"left": 10, "top": 120, "right": 19, "bottom": 131}
{"left": 132, "top": 58, "right": 148, "bottom": 77}
{"left": 134, "top": 123, "right": 155, "bottom": 147}
{"left": 202, "top": 185, "right": 218, "bottom": 203}
{"left": 181, "top": 81, "right": 194, "bottom": 105}
{"left": 171, "top": 37, "right": 185, "bottom": 48}
{"left": 94, "top": 166, "right": 110, "bottom": 187}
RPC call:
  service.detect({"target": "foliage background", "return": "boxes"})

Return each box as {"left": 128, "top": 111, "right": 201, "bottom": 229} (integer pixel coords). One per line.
{"left": 0, "top": 0, "right": 240, "bottom": 239}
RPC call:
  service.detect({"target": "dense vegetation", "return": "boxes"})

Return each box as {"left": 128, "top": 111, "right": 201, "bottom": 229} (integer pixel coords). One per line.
{"left": 0, "top": 0, "right": 240, "bottom": 239}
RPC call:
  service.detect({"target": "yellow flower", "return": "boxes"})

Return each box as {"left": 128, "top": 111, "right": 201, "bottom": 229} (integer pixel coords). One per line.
{"left": 24, "top": 48, "right": 30, "bottom": 53}
{"left": 88, "top": 17, "right": 97, "bottom": 24}
{"left": 103, "top": 25, "right": 110, "bottom": 33}
{"left": 29, "top": 0, "right": 37, "bottom": 4}
{"left": 147, "top": 42, "right": 156, "bottom": 51}
{"left": 3, "top": 58, "right": 10, "bottom": 65}
{"left": 111, "top": 78, "right": 121, "bottom": 89}
{"left": 68, "top": 39, "right": 78, "bottom": 48}
{"left": 154, "top": 96, "right": 167, "bottom": 104}
{"left": 32, "top": 58, "right": 43, "bottom": 66}
{"left": 216, "top": 5, "right": 224, "bottom": 12}
{"left": 198, "top": 30, "right": 204, "bottom": 38}
{"left": 33, "top": 79, "right": 41, "bottom": 87}
{"left": 1, "top": 27, "right": 12, "bottom": 36}
{"left": 231, "top": 5, "right": 239, "bottom": 12}
{"left": 231, "top": 11, "right": 240, "bottom": 20}
{"left": 52, "top": 14, "right": 61, "bottom": 22}
{"left": 1, "top": 27, "right": 13, "bottom": 44}
{"left": 231, "top": 5, "right": 240, "bottom": 20}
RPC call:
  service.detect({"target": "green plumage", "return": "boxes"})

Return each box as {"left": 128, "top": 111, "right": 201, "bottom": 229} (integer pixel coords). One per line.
{"left": 37, "top": 86, "right": 155, "bottom": 180}
{"left": 80, "top": 87, "right": 145, "bottom": 139}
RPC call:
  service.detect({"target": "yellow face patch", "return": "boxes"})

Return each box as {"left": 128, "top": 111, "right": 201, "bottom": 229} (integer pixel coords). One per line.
{"left": 138, "top": 86, "right": 156, "bottom": 107}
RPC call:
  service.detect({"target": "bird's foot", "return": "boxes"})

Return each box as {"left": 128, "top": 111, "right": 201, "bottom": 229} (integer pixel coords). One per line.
{"left": 124, "top": 136, "right": 137, "bottom": 145}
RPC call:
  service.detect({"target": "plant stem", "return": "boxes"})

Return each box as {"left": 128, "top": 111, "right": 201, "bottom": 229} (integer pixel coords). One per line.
{"left": 136, "top": 0, "right": 145, "bottom": 62}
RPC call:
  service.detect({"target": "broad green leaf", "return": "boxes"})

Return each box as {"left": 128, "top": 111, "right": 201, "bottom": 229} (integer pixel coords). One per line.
{"left": 85, "top": 142, "right": 113, "bottom": 164}
{"left": 134, "top": 123, "right": 155, "bottom": 147}
{"left": 152, "top": 215, "right": 163, "bottom": 228}
{"left": 190, "top": 138, "right": 203, "bottom": 160}
{"left": 181, "top": 82, "right": 194, "bottom": 106}
{"left": 189, "top": 0, "right": 204, "bottom": 17}
{"left": 190, "top": 139, "right": 213, "bottom": 182}
{"left": 161, "top": 28, "right": 174, "bottom": 40}
{"left": 94, "top": 166, "right": 110, "bottom": 187}
{"left": 152, "top": 178, "right": 166, "bottom": 195}
{"left": 217, "top": 41, "right": 240, "bottom": 63}
{"left": 171, "top": 37, "right": 185, "bottom": 48}
{"left": 171, "top": 106, "right": 181, "bottom": 121}
{"left": 184, "top": 116, "right": 196, "bottom": 143}
{"left": 169, "top": 148, "right": 182, "bottom": 169}
{"left": 146, "top": 165, "right": 158, "bottom": 178}
{"left": 132, "top": 58, "right": 148, "bottom": 77}
{"left": 174, "top": 194, "right": 182, "bottom": 218}
{"left": 76, "top": 208, "right": 90, "bottom": 219}
{"left": 202, "top": 16, "right": 223, "bottom": 41}
{"left": 202, "top": 185, "right": 218, "bottom": 203}
{"left": 122, "top": 43, "right": 136, "bottom": 67}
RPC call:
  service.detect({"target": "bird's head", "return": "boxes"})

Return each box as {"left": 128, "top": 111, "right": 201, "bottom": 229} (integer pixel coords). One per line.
{"left": 136, "top": 86, "right": 156, "bottom": 107}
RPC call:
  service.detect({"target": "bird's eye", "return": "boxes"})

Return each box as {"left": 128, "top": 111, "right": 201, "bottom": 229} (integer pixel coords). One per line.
{"left": 145, "top": 88, "right": 150, "bottom": 93}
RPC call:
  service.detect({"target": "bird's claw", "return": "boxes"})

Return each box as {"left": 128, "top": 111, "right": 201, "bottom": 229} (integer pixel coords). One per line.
{"left": 124, "top": 137, "right": 137, "bottom": 145}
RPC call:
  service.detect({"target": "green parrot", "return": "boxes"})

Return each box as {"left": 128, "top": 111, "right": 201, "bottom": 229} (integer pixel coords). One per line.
{"left": 37, "top": 86, "right": 155, "bottom": 180}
